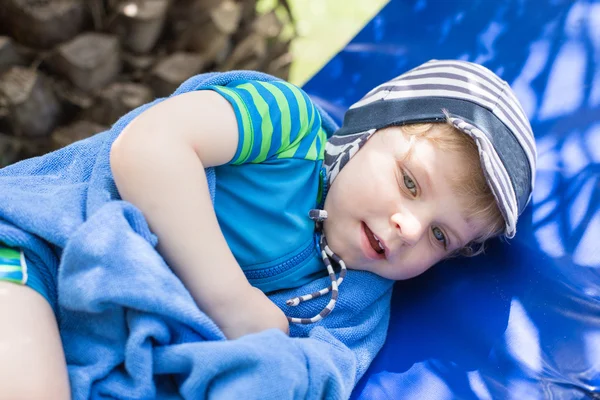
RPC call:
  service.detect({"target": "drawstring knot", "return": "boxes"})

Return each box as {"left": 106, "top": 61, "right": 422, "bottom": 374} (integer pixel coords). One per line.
{"left": 308, "top": 209, "right": 328, "bottom": 222}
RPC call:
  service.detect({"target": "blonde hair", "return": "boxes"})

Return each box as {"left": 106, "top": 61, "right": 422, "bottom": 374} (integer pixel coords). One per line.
{"left": 399, "top": 121, "right": 506, "bottom": 257}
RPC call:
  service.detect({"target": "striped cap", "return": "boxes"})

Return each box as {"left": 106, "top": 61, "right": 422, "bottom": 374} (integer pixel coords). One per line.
{"left": 330, "top": 59, "right": 537, "bottom": 238}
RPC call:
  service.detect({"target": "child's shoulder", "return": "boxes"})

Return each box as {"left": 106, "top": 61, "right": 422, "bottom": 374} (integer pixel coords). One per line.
{"left": 207, "top": 78, "right": 328, "bottom": 165}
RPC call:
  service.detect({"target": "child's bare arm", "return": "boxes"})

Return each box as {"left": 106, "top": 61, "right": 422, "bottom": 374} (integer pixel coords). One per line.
{"left": 110, "top": 90, "right": 289, "bottom": 339}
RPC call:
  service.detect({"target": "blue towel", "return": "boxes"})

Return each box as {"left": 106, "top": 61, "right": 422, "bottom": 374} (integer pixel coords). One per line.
{"left": 0, "top": 71, "right": 394, "bottom": 399}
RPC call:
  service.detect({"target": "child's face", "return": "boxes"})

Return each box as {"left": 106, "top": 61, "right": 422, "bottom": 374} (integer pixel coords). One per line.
{"left": 322, "top": 125, "right": 488, "bottom": 280}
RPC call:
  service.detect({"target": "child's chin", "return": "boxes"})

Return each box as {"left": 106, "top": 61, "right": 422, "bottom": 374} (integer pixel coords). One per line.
{"left": 346, "top": 262, "right": 372, "bottom": 273}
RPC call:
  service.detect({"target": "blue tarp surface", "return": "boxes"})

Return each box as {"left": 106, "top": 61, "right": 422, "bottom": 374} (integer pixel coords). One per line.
{"left": 304, "top": 0, "right": 600, "bottom": 398}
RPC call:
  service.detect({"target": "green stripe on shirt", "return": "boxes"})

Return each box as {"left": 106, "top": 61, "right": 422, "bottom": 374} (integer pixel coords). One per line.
{"left": 0, "top": 265, "right": 21, "bottom": 272}
{"left": 236, "top": 82, "right": 274, "bottom": 163}
{"left": 0, "top": 245, "right": 25, "bottom": 285}
{"left": 213, "top": 86, "right": 254, "bottom": 165}
{"left": 277, "top": 82, "right": 312, "bottom": 159}
{"left": 318, "top": 127, "right": 328, "bottom": 161}
{"left": 255, "top": 81, "right": 292, "bottom": 152}
{"left": 305, "top": 134, "right": 319, "bottom": 161}
{"left": 0, "top": 247, "right": 21, "bottom": 259}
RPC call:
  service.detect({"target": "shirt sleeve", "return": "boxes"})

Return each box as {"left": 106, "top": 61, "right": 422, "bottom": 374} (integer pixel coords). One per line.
{"left": 205, "top": 79, "right": 327, "bottom": 165}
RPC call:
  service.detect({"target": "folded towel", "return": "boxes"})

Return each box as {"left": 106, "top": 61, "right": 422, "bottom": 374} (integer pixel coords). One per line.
{"left": 0, "top": 71, "right": 394, "bottom": 399}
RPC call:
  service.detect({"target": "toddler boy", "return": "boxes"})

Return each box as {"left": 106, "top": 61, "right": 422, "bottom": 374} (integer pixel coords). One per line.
{"left": 0, "top": 59, "right": 535, "bottom": 399}
{"left": 111, "top": 59, "right": 536, "bottom": 338}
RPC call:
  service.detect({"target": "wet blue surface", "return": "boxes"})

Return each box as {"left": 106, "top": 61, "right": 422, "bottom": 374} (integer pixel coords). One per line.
{"left": 305, "top": 0, "right": 600, "bottom": 398}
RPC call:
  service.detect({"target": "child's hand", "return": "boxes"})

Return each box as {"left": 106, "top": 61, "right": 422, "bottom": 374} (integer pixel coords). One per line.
{"left": 217, "top": 286, "right": 290, "bottom": 340}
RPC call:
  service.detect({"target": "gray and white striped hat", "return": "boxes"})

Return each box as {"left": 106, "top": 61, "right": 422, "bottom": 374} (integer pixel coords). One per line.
{"left": 325, "top": 59, "right": 537, "bottom": 238}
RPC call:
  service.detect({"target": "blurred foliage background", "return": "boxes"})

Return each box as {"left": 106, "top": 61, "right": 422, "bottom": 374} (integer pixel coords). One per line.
{"left": 258, "top": 0, "right": 388, "bottom": 86}
{"left": 0, "top": 0, "right": 387, "bottom": 165}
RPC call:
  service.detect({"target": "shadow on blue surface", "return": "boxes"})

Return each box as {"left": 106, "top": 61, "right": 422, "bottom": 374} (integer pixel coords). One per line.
{"left": 305, "top": 0, "right": 600, "bottom": 398}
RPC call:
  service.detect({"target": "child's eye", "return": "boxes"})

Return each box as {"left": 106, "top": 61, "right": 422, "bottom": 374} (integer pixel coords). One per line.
{"left": 403, "top": 173, "right": 417, "bottom": 196}
{"left": 432, "top": 226, "right": 448, "bottom": 249}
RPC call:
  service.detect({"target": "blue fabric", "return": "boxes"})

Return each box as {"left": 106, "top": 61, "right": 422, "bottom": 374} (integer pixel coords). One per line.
{"left": 0, "top": 70, "right": 393, "bottom": 399}
{"left": 214, "top": 160, "right": 328, "bottom": 293}
{"left": 302, "top": 0, "right": 600, "bottom": 398}
{"left": 208, "top": 78, "right": 329, "bottom": 293}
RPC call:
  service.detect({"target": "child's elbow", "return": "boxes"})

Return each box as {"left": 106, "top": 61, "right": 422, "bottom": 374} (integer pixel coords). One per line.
{"left": 109, "top": 132, "right": 138, "bottom": 191}
{"left": 109, "top": 116, "right": 154, "bottom": 179}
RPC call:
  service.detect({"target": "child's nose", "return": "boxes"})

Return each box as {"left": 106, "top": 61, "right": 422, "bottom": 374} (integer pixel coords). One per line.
{"left": 390, "top": 212, "right": 425, "bottom": 247}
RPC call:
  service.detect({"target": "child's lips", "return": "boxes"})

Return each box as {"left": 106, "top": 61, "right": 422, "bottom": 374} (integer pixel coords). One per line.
{"left": 361, "top": 222, "right": 387, "bottom": 260}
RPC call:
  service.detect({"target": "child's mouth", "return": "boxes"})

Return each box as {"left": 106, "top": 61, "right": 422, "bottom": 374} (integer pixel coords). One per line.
{"left": 362, "top": 222, "right": 386, "bottom": 258}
